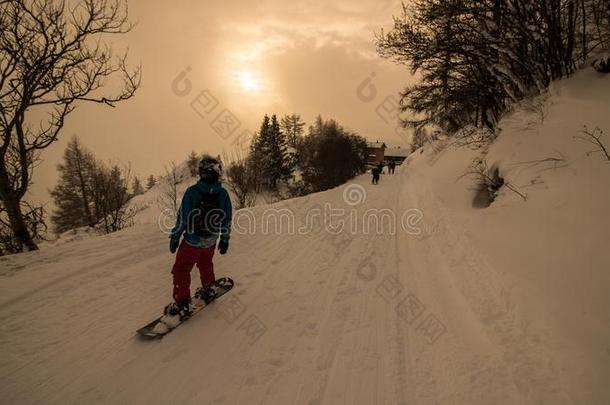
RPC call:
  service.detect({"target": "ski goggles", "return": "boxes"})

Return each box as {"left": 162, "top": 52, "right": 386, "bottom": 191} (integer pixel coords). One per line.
{"left": 200, "top": 161, "right": 222, "bottom": 173}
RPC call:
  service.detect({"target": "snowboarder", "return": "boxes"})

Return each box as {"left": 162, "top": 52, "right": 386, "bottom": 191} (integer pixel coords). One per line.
{"left": 371, "top": 166, "right": 381, "bottom": 185}
{"left": 388, "top": 160, "right": 396, "bottom": 175}
{"left": 166, "top": 156, "right": 232, "bottom": 319}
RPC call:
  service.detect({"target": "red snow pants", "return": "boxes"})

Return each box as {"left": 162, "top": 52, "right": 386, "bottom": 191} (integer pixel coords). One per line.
{"left": 172, "top": 241, "right": 216, "bottom": 302}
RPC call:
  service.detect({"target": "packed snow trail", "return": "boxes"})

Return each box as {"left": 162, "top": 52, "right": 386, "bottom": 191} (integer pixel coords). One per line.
{"left": 3, "top": 68, "right": 610, "bottom": 403}
{"left": 1, "top": 165, "right": 607, "bottom": 404}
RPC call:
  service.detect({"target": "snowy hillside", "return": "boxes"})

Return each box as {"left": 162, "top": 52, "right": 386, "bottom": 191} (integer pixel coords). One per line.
{"left": 1, "top": 69, "right": 609, "bottom": 404}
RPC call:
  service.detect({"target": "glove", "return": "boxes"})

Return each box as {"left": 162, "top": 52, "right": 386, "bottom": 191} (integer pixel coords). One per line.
{"left": 218, "top": 239, "right": 229, "bottom": 255}
{"left": 169, "top": 237, "right": 180, "bottom": 254}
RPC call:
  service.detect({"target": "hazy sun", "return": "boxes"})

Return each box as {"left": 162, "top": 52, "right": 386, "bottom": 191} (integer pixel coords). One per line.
{"left": 237, "top": 70, "right": 263, "bottom": 93}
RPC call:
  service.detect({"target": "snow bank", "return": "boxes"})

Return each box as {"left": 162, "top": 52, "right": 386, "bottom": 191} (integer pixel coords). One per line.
{"left": 405, "top": 67, "right": 610, "bottom": 403}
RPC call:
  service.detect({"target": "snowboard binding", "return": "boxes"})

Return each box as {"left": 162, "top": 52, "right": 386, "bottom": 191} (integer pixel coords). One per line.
{"left": 194, "top": 277, "right": 235, "bottom": 304}
{"left": 194, "top": 286, "right": 216, "bottom": 304}
{"left": 164, "top": 298, "right": 192, "bottom": 320}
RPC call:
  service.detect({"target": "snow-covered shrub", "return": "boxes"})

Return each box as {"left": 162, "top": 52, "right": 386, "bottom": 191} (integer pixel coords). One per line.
{"left": 463, "top": 159, "right": 505, "bottom": 208}
{"left": 593, "top": 54, "right": 610, "bottom": 73}
{"left": 464, "top": 158, "right": 527, "bottom": 208}
{"left": 575, "top": 126, "right": 610, "bottom": 163}
{"left": 453, "top": 126, "right": 495, "bottom": 150}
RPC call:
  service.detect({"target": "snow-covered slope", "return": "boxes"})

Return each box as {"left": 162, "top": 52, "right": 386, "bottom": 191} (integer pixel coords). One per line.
{"left": 1, "top": 69, "right": 609, "bottom": 404}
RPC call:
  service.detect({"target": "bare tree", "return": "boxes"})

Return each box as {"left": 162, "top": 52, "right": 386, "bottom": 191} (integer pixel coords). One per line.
{"left": 0, "top": 0, "right": 141, "bottom": 252}
{"left": 222, "top": 150, "right": 260, "bottom": 209}
{"left": 376, "top": 0, "right": 609, "bottom": 135}
{"left": 186, "top": 150, "right": 200, "bottom": 177}
{"left": 1, "top": 201, "right": 46, "bottom": 255}
{"left": 158, "top": 161, "right": 182, "bottom": 213}
{"left": 97, "top": 163, "right": 134, "bottom": 233}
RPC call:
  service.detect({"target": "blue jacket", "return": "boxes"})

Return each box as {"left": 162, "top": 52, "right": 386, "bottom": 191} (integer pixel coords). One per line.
{"left": 170, "top": 180, "right": 232, "bottom": 248}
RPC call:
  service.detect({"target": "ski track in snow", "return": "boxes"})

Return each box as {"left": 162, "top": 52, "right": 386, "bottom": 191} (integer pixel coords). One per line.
{"left": 5, "top": 66, "right": 610, "bottom": 403}
{"left": 0, "top": 170, "right": 589, "bottom": 405}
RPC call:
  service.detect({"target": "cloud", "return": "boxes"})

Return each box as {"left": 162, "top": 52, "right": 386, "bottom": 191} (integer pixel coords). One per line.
{"left": 28, "top": 0, "right": 414, "bottom": 204}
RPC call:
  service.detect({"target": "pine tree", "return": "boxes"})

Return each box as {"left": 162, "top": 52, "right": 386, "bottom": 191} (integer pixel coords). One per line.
{"left": 250, "top": 115, "right": 272, "bottom": 188}
{"left": 132, "top": 177, "right": 145, "bottom": 196}
{"left": 159, "top": 162, "right": 182, "bottom": 212}
{"left": 269, "top": 114, "right": 292, "bottom": 186}
{"left": 146, "top": 175, "right": 157, "bottom": 190}
{"left": 281, "top": 114, "right": 305, "bottom": 148}
{"left": 50, "top": 137, "right": 98, "bottom": 233}
{"left": 250, "top": 114, "right": 293, "bottom": 189}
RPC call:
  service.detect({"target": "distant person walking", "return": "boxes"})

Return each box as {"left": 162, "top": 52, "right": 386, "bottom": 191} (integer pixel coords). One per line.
{"left": 388, "top": 160, "right": 396, "bottom": 174}
{"left": 371, "top": 166, "right": 381, "bottom": 185}
{"left": 377, "top": 161, "right": 384, "bottom": 175}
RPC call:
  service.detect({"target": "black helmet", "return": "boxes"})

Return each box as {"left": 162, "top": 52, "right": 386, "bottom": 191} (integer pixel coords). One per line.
{"left": 198, "top": 155, "right": 222, "bottom": 183}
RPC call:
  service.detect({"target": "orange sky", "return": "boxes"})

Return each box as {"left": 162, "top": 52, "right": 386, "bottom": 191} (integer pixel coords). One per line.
{"left": 30, "top": 0, "right": 416, "bottom": 204}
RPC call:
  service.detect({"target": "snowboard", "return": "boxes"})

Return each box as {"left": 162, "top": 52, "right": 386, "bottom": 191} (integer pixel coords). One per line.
{"left": 137, "top": 277, "right": 234, "bottom": 339}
